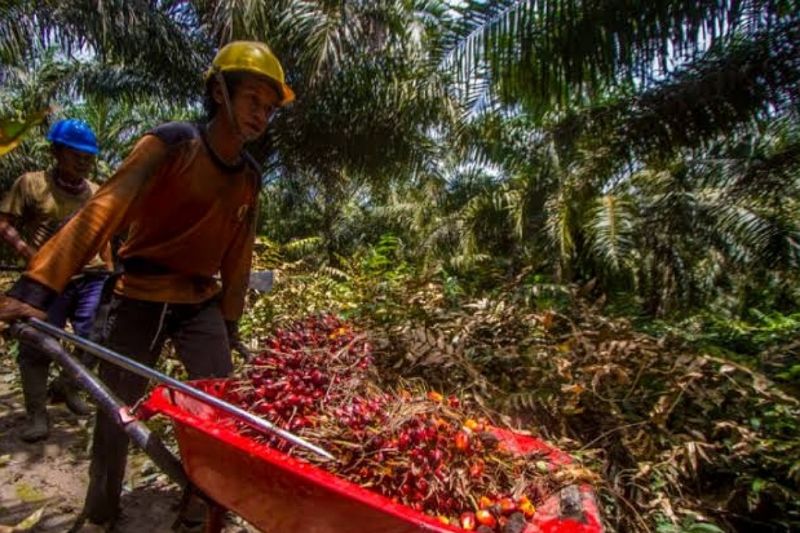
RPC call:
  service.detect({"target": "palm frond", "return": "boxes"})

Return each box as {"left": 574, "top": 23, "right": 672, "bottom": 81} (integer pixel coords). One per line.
{"left": 1, "top": 1, "right": 208, "bottom": 101}
{"left": 586, "top": 194, "right": 636, "bottom": 271}
{"left": 445, "top": 0, "right": 789, "bottom": 114}
{"left": 284, "top": 235, "right": 324, "bottom": 257}
{"left": 544, "top": 185, "right": 576, "bottom": 269}
{"left": 550, "top": 17, "right": 800, "bottom": 183}
{"left": 0, "top": 0, "right": 37, "bottom": 65}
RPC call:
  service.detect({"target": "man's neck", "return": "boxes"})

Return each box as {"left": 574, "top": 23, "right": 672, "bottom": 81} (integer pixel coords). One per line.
{"left": 205, "top": 116, "right": 245, "bottom": 165}
{"left": 52, "top": 168, "right": 86, "bottom": 193}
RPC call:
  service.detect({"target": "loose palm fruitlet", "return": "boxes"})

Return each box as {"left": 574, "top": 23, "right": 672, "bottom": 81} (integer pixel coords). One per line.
{"left": 222, "top": 315, "right": 553, "bottom": 532}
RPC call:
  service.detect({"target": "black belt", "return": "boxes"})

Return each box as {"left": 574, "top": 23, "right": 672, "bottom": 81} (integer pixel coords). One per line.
{"left": 121, "top": 256, "right": 172, "bottom": 276}
{"left": 120, "top": 256, "right": 216, "bottom": 291}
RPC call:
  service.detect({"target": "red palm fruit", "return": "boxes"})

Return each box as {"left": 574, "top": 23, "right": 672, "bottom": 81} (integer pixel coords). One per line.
{"left": 469, "top": 459, "right": 485, "bottom": 478}
{"left": 463, "top": 419, "right": 480, "bottom": 431}
{"left": 518, "top": 496, "right": 536, "bottom": 518}
{"left": 478, "top": 496, "right": 494, "bottom": 509}
{"left": 285, "top": 394, "right": 301, "bottom": 407}
{"left": 398, "top": 433, "right": 411, "bottom": 450}
{"left": 497, "top": 497, "right": 517, "bottom": 514}
{"left": 460, "top": 512, "right": 476, "bottom": 531}
{"left": 475, "top": 510, "right": 496, "bottom": 528}
{"left": 443, "top": 497, "right": 456, "bottom": 511}
{"left": 432, "top": 417, "right": 448, "bottom": 428}
{"left": 288, "top": 417, "right": 303, "bottom": 430}
{"left": 454, "top": 430, "right": 470, "bottom": 452}
{"left": 427, "top": 391, "right": 444, "bottom": 402}
{"left": 429, "top": 449, "right": 444, "bottom": 465}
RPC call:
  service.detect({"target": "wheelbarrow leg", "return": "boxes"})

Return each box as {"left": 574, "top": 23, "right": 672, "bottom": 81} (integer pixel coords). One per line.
{"left": 204, "top": 503, "right": 225, "bottom": 533}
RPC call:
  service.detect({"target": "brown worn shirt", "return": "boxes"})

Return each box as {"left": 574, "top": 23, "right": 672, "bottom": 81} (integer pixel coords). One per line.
{"left": 0, "top": 169, "right": 109, "bottom": 269}
{"left": 23, "top": 122, "right": 259, "bottom": 320}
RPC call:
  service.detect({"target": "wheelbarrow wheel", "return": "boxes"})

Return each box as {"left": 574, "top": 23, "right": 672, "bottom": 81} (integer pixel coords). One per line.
{"left": 171, "top": 505, "right": 225, "bottom": 533}
{"left": 173, "top": 487, "right": 226, "bottom": 533}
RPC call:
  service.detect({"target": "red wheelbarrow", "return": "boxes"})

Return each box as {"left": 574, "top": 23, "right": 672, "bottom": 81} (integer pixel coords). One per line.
{"left": 13, "top": 318, "right": 604, "bottom": 533}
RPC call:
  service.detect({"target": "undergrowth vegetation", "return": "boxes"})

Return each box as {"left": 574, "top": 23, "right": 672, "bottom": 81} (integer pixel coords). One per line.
{"left": 242, "top": 238, "right": 800, "bottom": 532}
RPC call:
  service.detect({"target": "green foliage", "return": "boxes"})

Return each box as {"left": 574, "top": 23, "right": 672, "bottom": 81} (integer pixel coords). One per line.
{"left": 241, "top": 232, "right": 419, "bottom": 336}
{"left": 645, "top": 308, "right": 800, "bottom": 398}
{"left": 244, "top": 255, "right": 800, "bottom": 532}
{"left": 448, "top": 1, "right": 797, "bottom": 114}
{"left": 656, "top": 517, "right": 726, "bottom": 533}
{"left": 3, "top": 2, "right": 799, "bottom": 319}
{"left": 3, "top": 2, "right": 800, "bottom": 531}
{"left": 648, "top": 309, "right": 800, "bottom": 356}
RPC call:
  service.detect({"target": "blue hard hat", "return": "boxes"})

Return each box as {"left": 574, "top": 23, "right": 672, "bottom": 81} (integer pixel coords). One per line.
{"left": 46, "top": 119, "right": 99, "bottom": 155}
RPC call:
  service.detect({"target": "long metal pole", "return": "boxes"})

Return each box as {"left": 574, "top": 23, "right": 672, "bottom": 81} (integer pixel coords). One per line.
{"left": 28, "top": 317, "right": 336, "bottom": 462}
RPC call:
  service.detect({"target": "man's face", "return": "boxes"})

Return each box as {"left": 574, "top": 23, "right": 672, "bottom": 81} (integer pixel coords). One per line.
{"left": 54, "top": 146, "right": 95, "bottom": 181}
{"left": 228, "top": 75, "right": 281, "bottom": 142}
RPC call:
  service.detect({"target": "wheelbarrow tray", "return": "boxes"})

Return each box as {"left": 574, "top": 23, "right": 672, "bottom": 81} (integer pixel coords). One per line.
{"left": 141, "top": 380, "right": 603, "bottom": 533}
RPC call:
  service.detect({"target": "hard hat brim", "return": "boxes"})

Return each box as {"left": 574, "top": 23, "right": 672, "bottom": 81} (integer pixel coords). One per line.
{"left": 51, "top": 140, "right": 99, "bottom": 155}
{"left": 205, "top": 66, "right": 295, "bottom": 106}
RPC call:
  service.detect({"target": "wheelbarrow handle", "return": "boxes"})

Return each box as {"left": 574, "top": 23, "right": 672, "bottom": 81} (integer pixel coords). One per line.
{"left": 10, "top": 321, "right": 188, "bottom": 487}
{"left": 26, "top": 317, "right": 336, "bottom": 463}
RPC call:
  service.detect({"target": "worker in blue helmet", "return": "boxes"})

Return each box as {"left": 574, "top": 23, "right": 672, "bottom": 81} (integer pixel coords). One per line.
{"left": 0, "top": 118, "right": 112, "bottom": 442}
{"left": 46, "top": 118, "right": 100, "bottom": 155}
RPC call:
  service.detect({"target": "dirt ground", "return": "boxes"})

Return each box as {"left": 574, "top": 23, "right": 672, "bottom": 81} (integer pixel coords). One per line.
{"left": 0, "top": 342, "right": 253, "bottom": 532}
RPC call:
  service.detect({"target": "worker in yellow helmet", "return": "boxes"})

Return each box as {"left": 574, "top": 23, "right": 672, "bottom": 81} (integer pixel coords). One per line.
{"left": 0, "top": 41, "right": 294, "bottom": 531}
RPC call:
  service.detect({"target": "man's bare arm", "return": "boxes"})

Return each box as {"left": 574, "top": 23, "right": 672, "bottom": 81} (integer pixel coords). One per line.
{"left": 0, "top": 214, "right": 35, "bottom": 261}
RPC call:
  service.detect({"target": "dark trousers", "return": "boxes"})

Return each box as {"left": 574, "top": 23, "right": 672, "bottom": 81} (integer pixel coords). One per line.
{"left": 18, "top": 273, "right": 106, "bottom": 376}
{"left": 83, "top": 295, "right": 233, "bottom": 524}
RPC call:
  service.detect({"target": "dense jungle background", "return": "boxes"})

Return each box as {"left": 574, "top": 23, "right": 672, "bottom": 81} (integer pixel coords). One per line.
{"left": 1, "top": 1, "right": 799, "bottom": 531}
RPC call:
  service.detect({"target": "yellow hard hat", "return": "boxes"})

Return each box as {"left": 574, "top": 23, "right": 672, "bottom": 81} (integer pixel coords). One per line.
{"left": 206, "top": 41, "right": 295, "bottom": 106}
